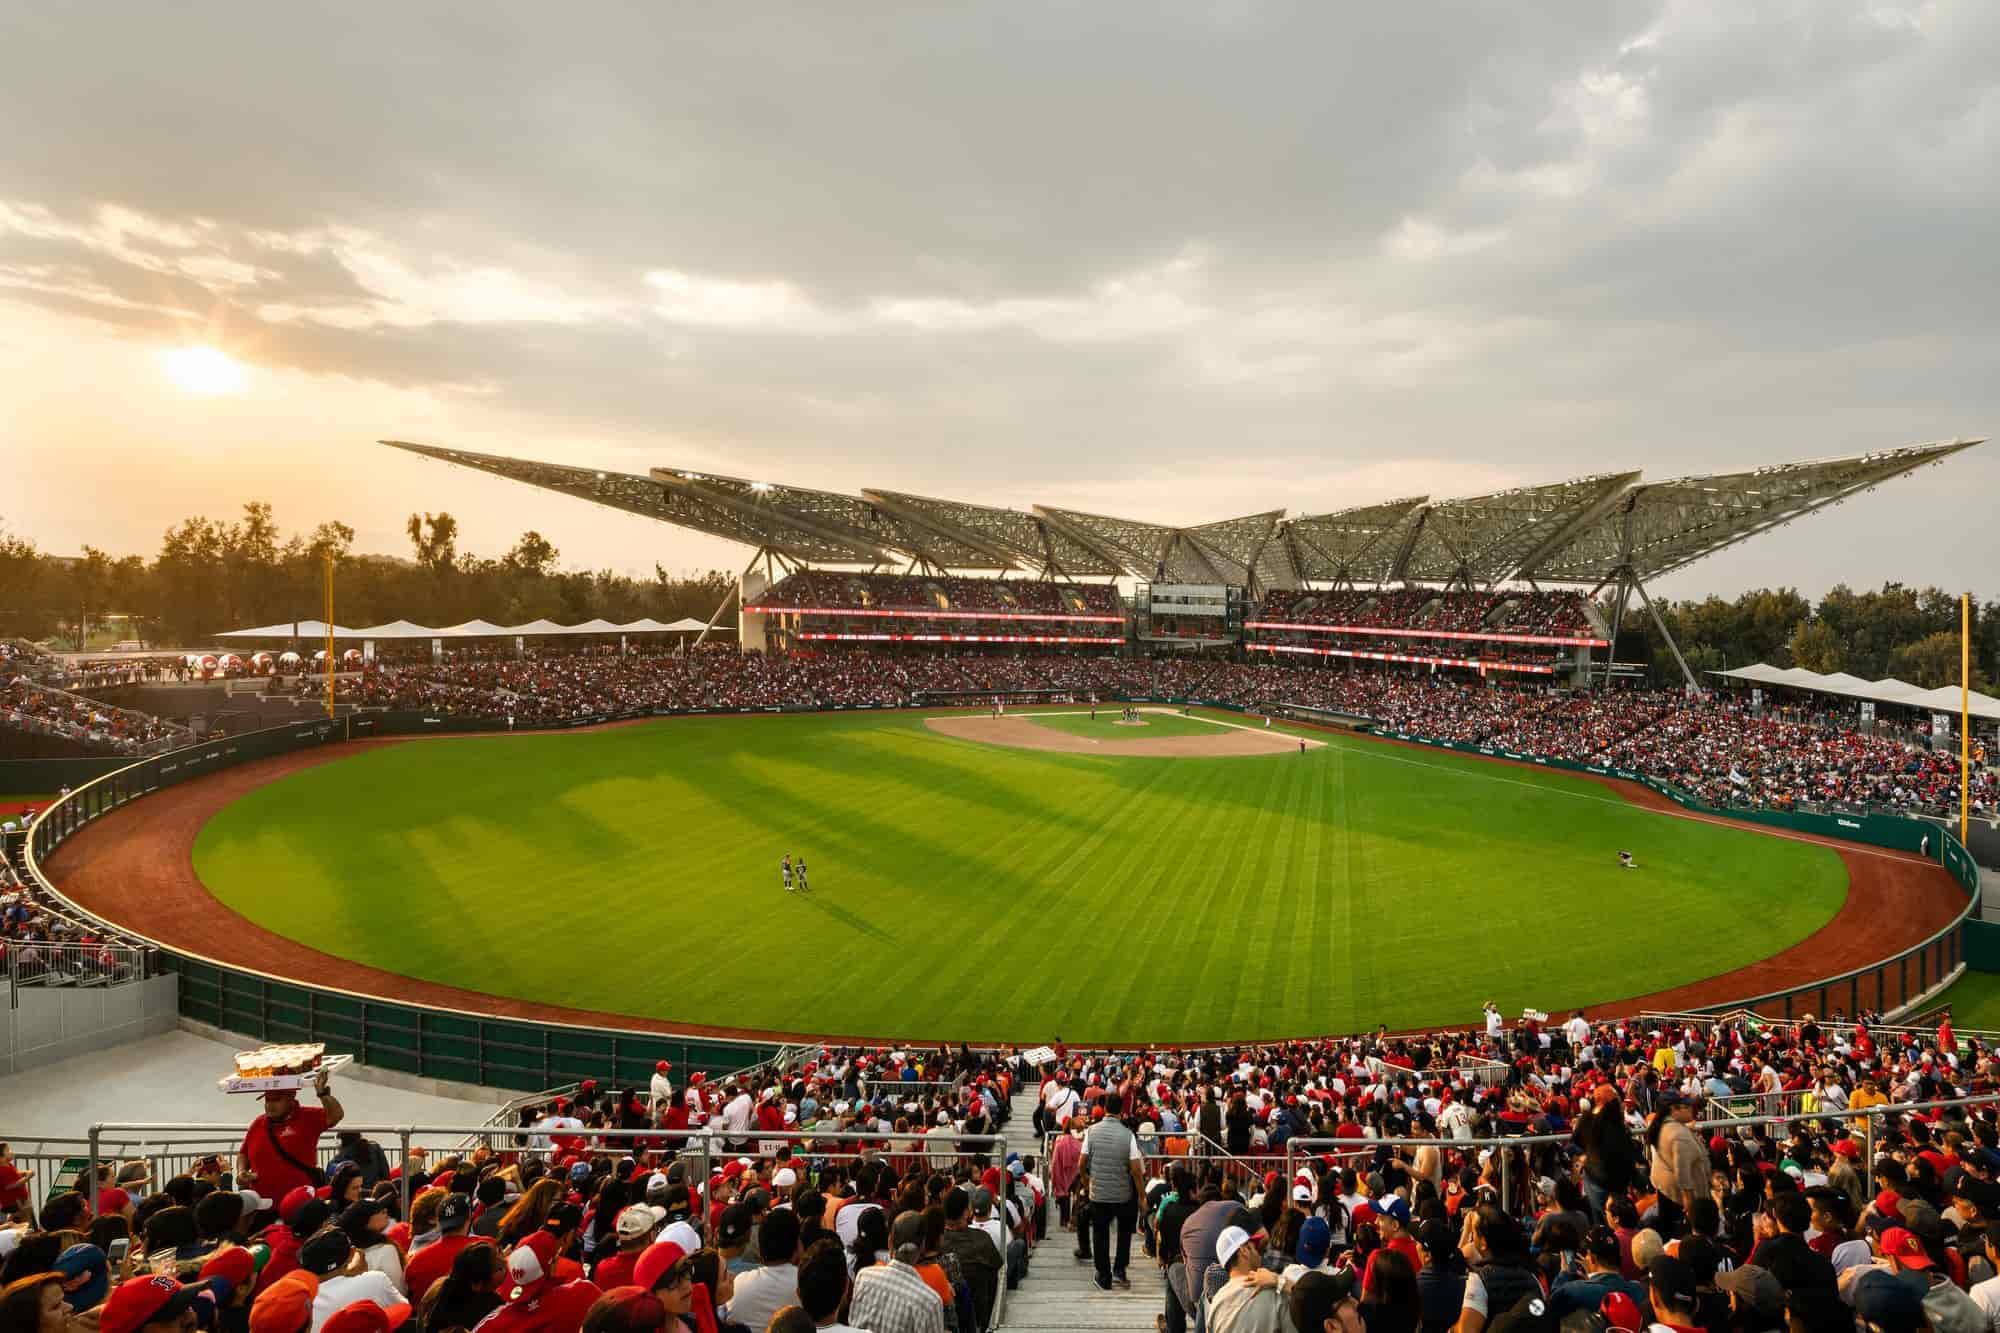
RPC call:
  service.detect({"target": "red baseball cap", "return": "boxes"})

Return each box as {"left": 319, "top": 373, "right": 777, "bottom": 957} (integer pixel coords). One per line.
{"left": 100, "top": 1275, "right": 219, "bottom": 1333}
{"left": 321, "top": 1301, "right": 413, "bottom": 1333}
{"left": 1600, "top": 1291, "right": 1644, "bottom": 1332}
{"left": 1880, "top": 1227, "right": 1934, "bottom": 1268}
{"left": 279, "top": 1186, "right": 316, "bottom": 1225}
{"left": 508, "top": 1233, "right": 561, "bottom": 1301}
{"left": 537, "top": 1280, "right": 604, "bottom": 1333}
{"left": 200, "top": 1247, "right": 257, "bottom": 1290}
{"left": 632, "top": 1240, "right": 690, "bottom": 1293}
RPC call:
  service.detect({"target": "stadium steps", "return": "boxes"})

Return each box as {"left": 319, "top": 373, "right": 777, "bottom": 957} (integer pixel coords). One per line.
{"left": 999, "top": 1083, "right": 1164, "bottom": 1333}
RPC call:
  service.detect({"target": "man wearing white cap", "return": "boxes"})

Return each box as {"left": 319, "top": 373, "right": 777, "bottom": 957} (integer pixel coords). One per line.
{"left": 1204, "top": 1224, "right": 1283, "bottom": 1333}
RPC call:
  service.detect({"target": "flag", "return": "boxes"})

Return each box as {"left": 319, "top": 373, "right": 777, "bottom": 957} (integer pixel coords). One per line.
{"left": 1729, "top": 765, "right": 1748, "bottom": 787}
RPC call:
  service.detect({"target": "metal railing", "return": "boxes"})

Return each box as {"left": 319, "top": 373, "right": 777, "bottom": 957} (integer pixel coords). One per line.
{"left": 5, "top": 940, "right": 154, "bottom": 991}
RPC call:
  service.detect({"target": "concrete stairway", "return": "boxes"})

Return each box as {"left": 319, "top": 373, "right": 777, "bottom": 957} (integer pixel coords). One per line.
{"left": 999, "top": 1082, "right": 1165, "bottom": 1332}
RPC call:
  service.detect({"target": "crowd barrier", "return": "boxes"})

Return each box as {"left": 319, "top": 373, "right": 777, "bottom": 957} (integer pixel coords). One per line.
{"left": 13, "top": 709, "right": 1992, "bottom": 1088}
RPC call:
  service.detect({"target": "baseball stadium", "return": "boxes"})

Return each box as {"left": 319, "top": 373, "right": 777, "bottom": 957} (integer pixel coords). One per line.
{"left": 7, "top": 436, "right": 1992, "bottom": 1053}
{"left": 17, "top": 10, "right": 2000, "bottom": 1333}
{"left": 6, "top": 437, "right": 2000, "bottom": 1333}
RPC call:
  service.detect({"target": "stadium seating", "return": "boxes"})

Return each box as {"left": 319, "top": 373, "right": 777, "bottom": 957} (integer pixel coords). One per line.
{"left": 0, "top": 678, "right": 192, "bottom": 757}
{"left": 748, "top": 572, "right": 1127, "bottom": 646}
{"left": 3, "top": 1009, "right": 1994, "bottom": 1333}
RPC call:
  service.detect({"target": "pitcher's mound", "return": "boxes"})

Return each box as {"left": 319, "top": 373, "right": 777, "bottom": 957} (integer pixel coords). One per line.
{"left": 925, "top": 713, "right": 1321, "bottom": 757}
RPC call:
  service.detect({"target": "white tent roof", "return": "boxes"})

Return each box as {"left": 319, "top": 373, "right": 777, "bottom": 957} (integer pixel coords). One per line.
{"left": 350, "top": 620, "right": 434, "bottom": 639}
{"left": 659, "top": 617, "right": 712, "bottom": 632}
{"left": 1904, "top": 685, "right": 2000, "bottom": 721}
{"left": 508, "top": 619, "right": 571, "bottom": 635}
{"left": 215, "top": 620, "right": 359, "bottom": 639}
{"left": 1713, "top": 663, "right": 2000, "bottom": 721}
{"left": 436, "top": 620, "right": 512, "bottom": 637}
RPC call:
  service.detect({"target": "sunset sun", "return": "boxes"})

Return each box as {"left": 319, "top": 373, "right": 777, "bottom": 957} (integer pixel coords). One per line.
{"left": 162, "top": 344, "right": 248, "bottom": 396}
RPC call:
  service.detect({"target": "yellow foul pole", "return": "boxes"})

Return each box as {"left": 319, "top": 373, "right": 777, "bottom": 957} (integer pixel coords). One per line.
{"left": 324, "top": 551, "right": 336, "bottom": 720}
{"left": 1965, "top": 593, "right": 1972, "bottom": 845}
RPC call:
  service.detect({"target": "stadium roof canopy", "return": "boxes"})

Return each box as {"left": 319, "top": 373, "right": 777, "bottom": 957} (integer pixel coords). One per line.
{"left": 381, "top": 438, "right": 1979, "bottom": 593}
{"left": 1711, "top": 663, "right": 2000, "bottom": 722}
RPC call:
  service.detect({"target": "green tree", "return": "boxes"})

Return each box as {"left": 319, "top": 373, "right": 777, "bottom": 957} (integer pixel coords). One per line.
{"left": 1888, "top": 630, "right": 1990, "bottom": 692}
{"left": 0, "top": 525, "right": 54, "bottom": 639}
{"left": 1787, "top": 619, "right": 1846, "bottom": 673}
{"left": 503, "top": 531, "right": 559, "bottom": 578}
{"left": 154, "top": 518, "right": 226, "bottom": 643}
{"left": 406, "top": 512, "right": 459, "bottom": 576}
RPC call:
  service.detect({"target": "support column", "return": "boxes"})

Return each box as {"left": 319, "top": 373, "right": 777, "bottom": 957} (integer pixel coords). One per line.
{"left": 1632, "top": 575, "right": 1699, "bottom": 693}
{"left": 1599, "top": 579, "right": 1632, "bottom": 687}
{"left": 694, "top": 548, "right": 764, "bottom": 651}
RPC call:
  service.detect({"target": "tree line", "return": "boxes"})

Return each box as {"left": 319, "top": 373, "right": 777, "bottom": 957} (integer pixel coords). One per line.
{"left": 1637, "top": 583, "right": 1996, "bottom": 692}
{"left": 0, "top": 504, "right": 732, "bottom": 648}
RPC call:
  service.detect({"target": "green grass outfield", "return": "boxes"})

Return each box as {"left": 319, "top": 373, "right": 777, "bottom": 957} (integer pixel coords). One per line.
{"left": 191, "top": 708, "right": 1847, "bottom": 1043}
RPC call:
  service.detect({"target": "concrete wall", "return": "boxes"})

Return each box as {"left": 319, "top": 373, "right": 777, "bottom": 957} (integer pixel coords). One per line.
{"left": 0, "top": 975, "right": 179, "bottom": 1076}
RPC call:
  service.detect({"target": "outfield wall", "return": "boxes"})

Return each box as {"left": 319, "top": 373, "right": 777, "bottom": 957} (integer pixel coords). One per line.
{"left": 18, "top": 709, "right": 1986, "bottom": 1075}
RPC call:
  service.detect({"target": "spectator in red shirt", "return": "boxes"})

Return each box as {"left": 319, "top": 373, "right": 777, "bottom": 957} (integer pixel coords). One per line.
{"left": 236, "top": 1070, "right": 344, "bottom": 1200}
{"left": 0, "top": 1142, "right": 31, "bottom": 1219}
{"left": 404, "top": 1194, "right": 476, "bottom": 1303}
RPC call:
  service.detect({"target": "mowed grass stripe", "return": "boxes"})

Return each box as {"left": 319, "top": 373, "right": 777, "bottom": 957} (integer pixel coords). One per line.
{"left": 191, "top": 711, "right": 1849, "bottom": 1042}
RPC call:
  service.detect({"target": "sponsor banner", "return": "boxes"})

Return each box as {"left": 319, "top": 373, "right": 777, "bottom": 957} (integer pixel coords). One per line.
{"left": 795, "top": 631, "right": 1123, "bottom": 645}
{"left": 744, "top": 604, "right": 1122, "bottom": 624}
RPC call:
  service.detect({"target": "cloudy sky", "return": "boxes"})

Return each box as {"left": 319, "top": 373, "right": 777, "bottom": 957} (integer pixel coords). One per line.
{"left": 1, "top": 1, "right": 1993, "bottom": 597}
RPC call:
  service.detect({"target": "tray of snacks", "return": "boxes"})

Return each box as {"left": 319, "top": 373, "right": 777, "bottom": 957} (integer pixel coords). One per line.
{"left": 217, "top": 1043, "right": 350, "bottom": 1093}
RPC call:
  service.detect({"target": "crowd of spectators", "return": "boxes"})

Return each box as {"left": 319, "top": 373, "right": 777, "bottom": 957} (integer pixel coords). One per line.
{"left": 754, "top": 573, "right": 1123, "bottom": 619}
{"left": 1, "top": 678, "right": 191, "bottom": 757}
{"left": 0, "top": 1047, "right": 1039, "bottom": 1333}
{"left": 11, "top": 1010, "right": 2000, "bottom": 1333}
{"left": 1606, "top": 703, "right": 1996, "bottom": 815}
{"left": 1250, "top": 591, "right": 1596, "bottom": 640}
{"left": 1026, "top": 1006, "right": 2000, "bottom": 1333}
{"left": 0, "top": 811, "right": 151, "bottom": 979}
{"left": 0, "top": 638, "right": 63, "bottom": 683}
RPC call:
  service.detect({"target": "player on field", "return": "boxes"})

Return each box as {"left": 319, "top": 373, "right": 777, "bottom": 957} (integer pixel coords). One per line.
{"left": 795, "top": 856, "right": 809, "bottom": 893}
{"left": 782, "top": 854, "right": 793, "bottom": 893}
{"left": 1617, "top": 850, "right": 1636, "bottom": 869}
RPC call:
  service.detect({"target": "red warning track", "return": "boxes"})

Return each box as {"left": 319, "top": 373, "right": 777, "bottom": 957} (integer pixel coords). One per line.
{"left": 41, "top": 726, "right": 1968, "bottom": 1045}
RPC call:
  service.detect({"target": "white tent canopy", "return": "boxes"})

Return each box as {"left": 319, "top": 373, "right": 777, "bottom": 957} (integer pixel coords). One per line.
{"left": 215, "top": 620, "right": 359, "bottom": 639}
{"left": 349, "top": 620, "right": 434, "bottom": 639}
{"left": 1712, "top": 663, "right": 2000, "bottom": 722}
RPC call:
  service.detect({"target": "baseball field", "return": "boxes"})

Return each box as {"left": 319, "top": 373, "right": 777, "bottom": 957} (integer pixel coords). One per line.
{"left": 184, "top": 707, "right": 1850, "bottom": 1043}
